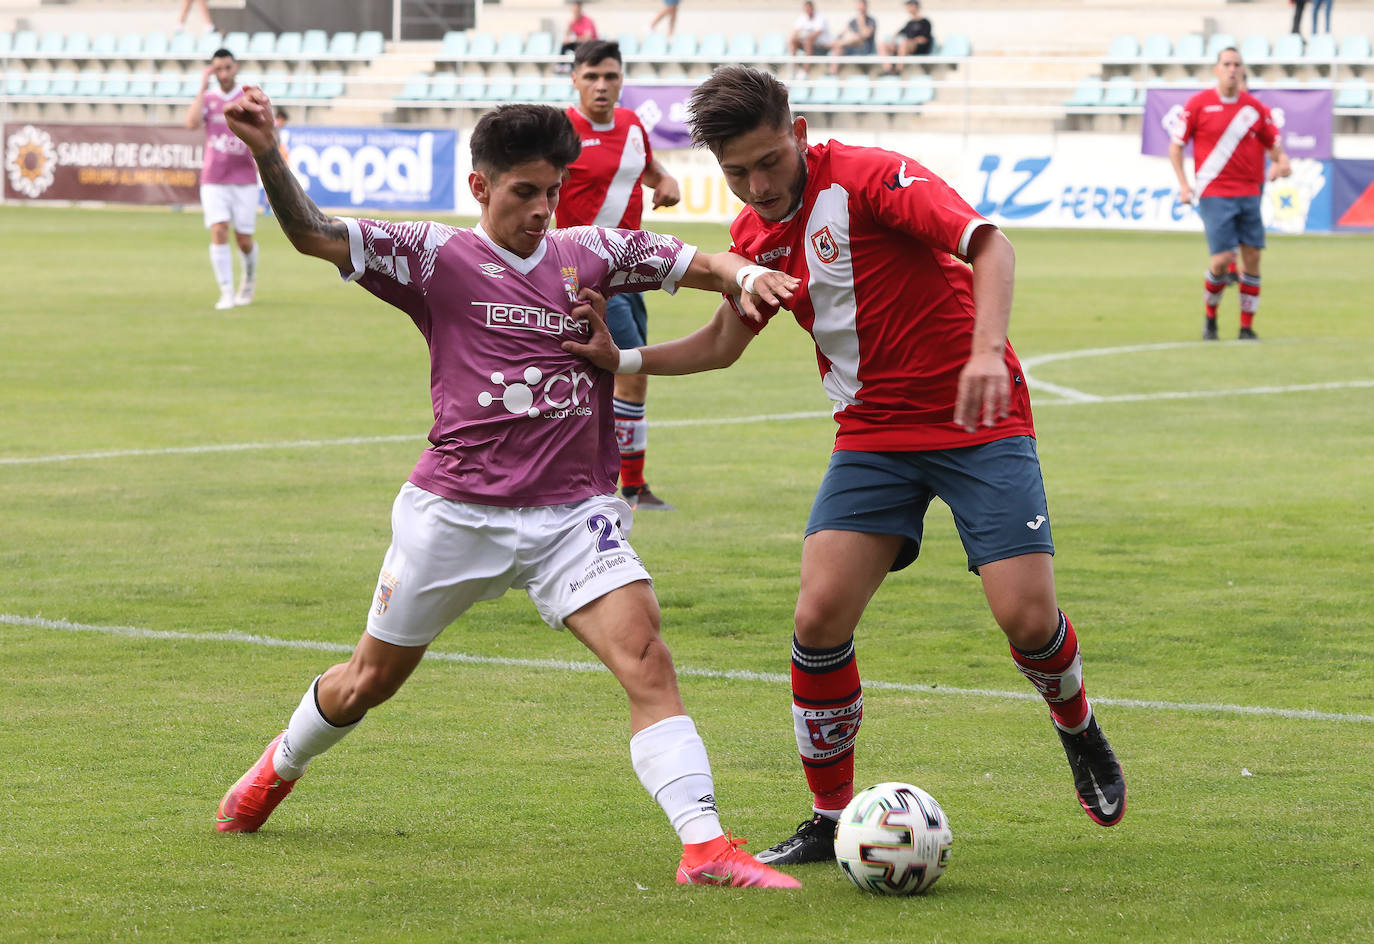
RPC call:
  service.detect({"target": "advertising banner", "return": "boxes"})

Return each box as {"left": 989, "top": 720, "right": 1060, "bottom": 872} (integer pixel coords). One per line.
{"left": 1330, "top": 158, "right": 1374, "bottom": 229}
{"left": 1140, "top": 88, "right": 1332, "bottom": 160}
{"left": 280, "top": 126, "right": 457, "bottom": 211}
{"left": 620, "top": 85, "right": 695, "bottom": 151}
{"left": 3, "top": 123, "right": 202, "bottom": 203}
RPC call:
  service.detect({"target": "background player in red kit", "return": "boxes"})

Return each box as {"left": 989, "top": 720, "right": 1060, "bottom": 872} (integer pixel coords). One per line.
{"left": 557, "top": 40, "right": 682, "bottom": 510}
{"left": 1169, "top": 47, "right": 1291, "bottom": 341}
{"left": 566, "top": 66, "right": 1127, "bottom": 866}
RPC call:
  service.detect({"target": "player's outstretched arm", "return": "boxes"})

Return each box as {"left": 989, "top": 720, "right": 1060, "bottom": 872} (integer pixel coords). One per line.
{"left": 677, "top": 251, "right": 798, "bottom": 322}
{"left": 223, "top": 86, "right": 350, "bottom": 269}
{"left": 953, "top": 225, "right": 1015, "bottom": 433}
{"left": 564, "top": 297, "right": 754, "bottom": 376}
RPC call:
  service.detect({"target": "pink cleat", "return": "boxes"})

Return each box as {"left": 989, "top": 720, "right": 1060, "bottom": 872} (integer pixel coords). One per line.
{"left": 215, "top": 733, "right": 298, "bottom": 833}
{"left": 676, "top": 835, "right": 802, "bottom": 888}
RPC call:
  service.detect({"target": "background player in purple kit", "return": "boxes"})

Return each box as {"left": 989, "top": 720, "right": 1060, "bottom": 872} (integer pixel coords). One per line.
{"left": 185, "top": 48, "right": 260, "bottom": 310}
{"left": 211, "top": 90, "right": 801, "bottom": 889}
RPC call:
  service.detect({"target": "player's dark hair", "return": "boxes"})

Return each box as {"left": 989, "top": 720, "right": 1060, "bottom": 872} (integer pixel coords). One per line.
{"left": 211, "top": 48, "right": 235, "bottom": 60}
{"left": 687, "top": 66, "right": 792, "bottom": 155}
{"left": 470, "top": 104, "right": 582, "bottom": 177}
{"left": 572, "top": 39, "right": 621, "bottom": 70}
{"left": 1215, "top": 46, "right": 1240, "bottom": 63}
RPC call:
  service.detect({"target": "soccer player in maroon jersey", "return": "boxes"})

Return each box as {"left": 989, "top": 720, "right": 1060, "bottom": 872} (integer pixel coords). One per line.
{"left": 1169, "top": 48, "right": 1291, "bottom": 340}
{"left": 566, "top": 66, "right": 1127, "bottom": 865}
{"left": 557, "top": 40, "right": 683, "bottom": 510}
{"left": 211, "top": 90, "right": 802, "bottom": 888}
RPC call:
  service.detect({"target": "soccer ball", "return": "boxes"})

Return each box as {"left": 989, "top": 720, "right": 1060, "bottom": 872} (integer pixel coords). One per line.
{"left": 834, "top": 782, "right": 953, "bottom": 896}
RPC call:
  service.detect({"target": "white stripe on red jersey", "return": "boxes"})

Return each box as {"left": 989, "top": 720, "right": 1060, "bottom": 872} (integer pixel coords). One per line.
{"left": 558, "top": 107, "right": 653, "bottom": 230}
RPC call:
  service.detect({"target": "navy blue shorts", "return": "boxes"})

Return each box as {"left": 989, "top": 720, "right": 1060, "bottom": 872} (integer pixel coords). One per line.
{"left": 805, "top": 437, "right": 1055, "bottom": 573}
{"left": 1196, "top": 195, "right": 1266, "bottom": 255}
{"left": 606, "top": 292, "right": 649, "bottom": 348}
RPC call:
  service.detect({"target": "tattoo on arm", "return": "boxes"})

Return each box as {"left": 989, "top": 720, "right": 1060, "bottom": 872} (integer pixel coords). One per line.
{"left": 256, "top": 147, "right": 347, "bottom": 254}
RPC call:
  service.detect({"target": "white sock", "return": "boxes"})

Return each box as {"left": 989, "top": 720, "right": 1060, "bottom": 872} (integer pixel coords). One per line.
{"left": 238, "top": 243, "right": 258, "bottom": 289}
{"left": 630, "top": 715, "right": 725, "bottom": 845}
{"left": 272, "top": 676, "right": 363, "bottom": 779}
{"left": 209, "top": 243, "right": 234, "bottom": 293}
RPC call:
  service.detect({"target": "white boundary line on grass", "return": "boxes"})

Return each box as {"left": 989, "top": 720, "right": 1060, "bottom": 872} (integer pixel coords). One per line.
{"left": 5, "top": 613, "right": 1372, "bottom": 725}
{"left": 3, "top": 343, "right": 1373, "bottom": 466}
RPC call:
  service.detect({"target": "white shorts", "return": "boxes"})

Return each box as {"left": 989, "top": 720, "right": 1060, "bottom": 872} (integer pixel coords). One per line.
{"left": 365, "top": 483, "right": 649, "bottom": 646}
{"left": 201, "top": 183, "right": 260, "bottom": 233}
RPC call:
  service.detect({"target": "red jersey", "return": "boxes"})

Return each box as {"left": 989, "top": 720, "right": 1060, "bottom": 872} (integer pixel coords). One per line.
{"left": 1172, "top": 89, "right": 1279, "bottom": 198}
{"left": 557, "top": 107, "right": 653, "bottom": 230}
{"left": 728, "top": 141, "right": 1034, "bottom": 453}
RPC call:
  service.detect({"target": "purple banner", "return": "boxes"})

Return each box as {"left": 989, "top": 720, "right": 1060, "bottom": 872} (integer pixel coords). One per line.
{"left": 620, "top": 85, "right": 695, "bottom": 151}
{"left": 1141, "top": 88, "right": 1332, "bottom": 160}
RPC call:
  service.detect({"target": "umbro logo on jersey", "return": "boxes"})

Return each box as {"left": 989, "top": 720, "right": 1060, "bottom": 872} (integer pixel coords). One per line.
{"left": 882, "top": 160, "right": 928, "bottom": 191}
{"left": 479, "top": 262, "right": 506, "bottom": 278}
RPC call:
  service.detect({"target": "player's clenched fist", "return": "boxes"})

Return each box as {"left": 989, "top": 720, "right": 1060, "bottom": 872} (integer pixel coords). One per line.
{"left": 223, "top": 87, "right": 280, "bottom": 157}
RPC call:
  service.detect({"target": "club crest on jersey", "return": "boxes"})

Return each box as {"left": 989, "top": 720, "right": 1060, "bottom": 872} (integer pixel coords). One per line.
{"left": 810, "top": 226, "right": 840, "bottom": 263}
{"left": 374, "top": 570, "right": 399, "bottom": 616}
{"left": 561, "top": 265, "right": 580, "bottom": 303}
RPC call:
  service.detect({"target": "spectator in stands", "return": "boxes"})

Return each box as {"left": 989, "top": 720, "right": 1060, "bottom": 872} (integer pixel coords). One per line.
{"left": 650, "top": 0, "right": 682, "bottom": 37}
{"left": 879, "top": 0, "right": 933, "bottom": 72}
{"left": 174, "top": 0, "right": 215, "bottom": 34}
{"left": 788, "top": 0, "right": 833, "bottom": 63}
{"left": 561, "top": 0, "right": 599, "bottom": 56}
{"left": 1310, "top": 0, "right": 1333, "bottom": 33}
{"left": 1289, "top": 0, "right": 1310, "bottom": 35}
{"left": 186, "top": 48, "right": 260, "bottom": 310}
{"left": 828, "top": 0, "right": 878, "bottom": 73}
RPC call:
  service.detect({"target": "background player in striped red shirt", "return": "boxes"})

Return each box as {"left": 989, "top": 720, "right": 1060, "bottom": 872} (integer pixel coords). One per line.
{"left": 567, "top": 66, "right": 1127, "bottom": 866}
{"left": 1168, "top": 48, "right": 1291, "bottom": 340}
{"left": 558, "top": 40, "right": 683, "bottom": 510}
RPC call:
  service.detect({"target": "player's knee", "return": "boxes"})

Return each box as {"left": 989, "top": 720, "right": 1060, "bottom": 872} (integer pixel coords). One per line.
{"left": 336, "top": 662, "right": 406, "bottom": 715}
{"left": 620, "top": 634, "right": 679, "bottom": 695}
{"left": 993, "top": 601, "right": 1059, "bottom": 651}
{"left": 793, "top": 596, "right": 857, "bottom": 648}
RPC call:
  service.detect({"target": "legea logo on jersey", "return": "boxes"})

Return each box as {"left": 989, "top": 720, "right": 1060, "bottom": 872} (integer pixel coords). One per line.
{"left": 477, "top": 301, "right": 587, "bottom": 336}
{"left": 477, "top": 365, "right": 597, "bottom": 419}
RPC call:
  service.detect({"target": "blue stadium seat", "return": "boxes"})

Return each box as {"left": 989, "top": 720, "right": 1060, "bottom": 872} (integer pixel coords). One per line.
{"left": 0, "top": 32, "right": 11, "bottom": 56}
{"left": 316, "top": 71, "right": 345, "bottom": 99}
{"left": 1065, "top": 78, "right": 1104, "bottom": 107}
{"left": 3, "top": 72, "right": 24, "bottom": 95}
{"left": 180, "top": 74, "right": 201, "bottom": 97}
{"left": 1306, "top": 33, "right": 1336, "bottom": 61}
{"left": 809, "top": 80, "right": 841, "bottom": 105}
{"left": 127, "top": 75, "right": 154, "bottom": 97}
{"left": 525, "top": 32, "right": 554, "bottom": 57}
{"left": 396, "top": 73, "right": 430, "bottom": 100}
{"left": 870, "top": 75, "right": 902, "bottom": 105}
{"left": 248, "top": 32, "right": 276, "bottom": 57}
{"left": 496, "top": 33, "right": 524, "bottom": 58}
{"left": 153, "top": 74, "right": 182, "bottom": 97}
{"left": 1174, "top": 33, "right": 1205, "bottom": 61}
{"left": 222, "top": 31, "right": 250, "bottom": 56}
{"left": 38, "top": 30, "right": 65, "bottom": 56}
{"left": 1272, "top": 33, "right": 1304, "bottom": 62}
{"left": 1244, "top": 74, "right": 1268, "bottom": 90}
{"left": 1107, "top": 34, "right": 1139, "bottom": 60}
{"left": 759, "top": 31, "right": 787, "bottom": 58}
{"left": 1205, "top": 33, "right": 1237, "bottom": 61}
{"left": 66, "top": 32, "right": 92, "bottom": 57}
{"left": 261, "top": 72, "right": 290, "bottom": 97}
{"left": 328, "top": 31, "right": 358, "bottom": 57}
{"left": 168, "top": 31, "right": 197, "bottom": 56}
{"left": 75, "top": 69, "right": 103, "bottom": 96}
{"left": 276, "top": 32, "right": 303, "bottom": 57}
{"left": 639, "top": 33, "right": 669, "bottom": 57}
{"left": 615, "top": 33, "right": 639, "bottom": 57}
{"left": 90, "top": 32, "right": 117, "bottom": 56}
{"left": 459, "top": 75, "right": 487, "bottom": 100}
{"left": 728, "top": 32, "right": 757, "bottom": 59}
{"left": 143, "top": 32, "right": 170, "bottom": 56}
{"left": 468, "top": 32, "right": 496, "bottom": 57}
{"left": 441, "top": 31, "right": 469, "bottom": 58}
{"left": 286, "top": 73, "right": 315, "bottom": 98}
{"left": 24, "top": 73, "right": 52, "bottom": 96}
{"left": 1338, "top": 34, "right": 1371, "bottom": 61}
{"left": 12, "top": 30, "right": 39, "bottom": 56}
{"left": 698, "top": 32, "right": 728, "bottom": 59}
{"left": 839, "top": 76, "right": 870, "bottom": 105}
{"left": 196, "top": 32, "right": 224, "bottom": 56}
{"left": 1102, "top": 75, "right": 1139, "bottom": 107}
{"left": 1335, "top": 79, "right": 1370, "bottom": 108}
{"left": 357, "top": 30, "right": 384, "bottom": 56}
{"left": 486, "top": 75, "right": 514, "bottom": 100}
{"left": 668, "top": 34, "right": 698, "bottom": 58}
{"left": 100, "top": 72, "right": 129, "bottom": 96}
{"left": 513, "top": 76, "right": 544, "bottom": 101}
{"left": 1240, "top": 34, "right": 1269, "bottom": 63}
{"left": 901, "top": 74, "right": 934, "bottom": 105}
{"left": 49, "top": 71, "right": 78, "bottom": 97}
{"left": 788, "top": 81, "right": 811, "bottom": 105}
{"left": 301, "top": 30, "right": 329, "bottom": 57}
{"left": 937, "top": 34, "right": 971, "bottom": 57}
{"left": 1140, "top": 34, "right": 1171, "bottom": 61}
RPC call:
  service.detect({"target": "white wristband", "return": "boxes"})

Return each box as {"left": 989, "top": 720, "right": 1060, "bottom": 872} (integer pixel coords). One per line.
{"left": 735, "top": 264, "right": 770, "bottom": 294}
{"left": 616, "top": 348, "right": 643, "bottom": 374}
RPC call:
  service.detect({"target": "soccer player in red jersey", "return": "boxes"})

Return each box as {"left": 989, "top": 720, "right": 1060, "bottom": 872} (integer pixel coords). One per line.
{"left": 566, "top": 66, "right": 1127, "bottom": 864}
{"left": 1169, "top": 48, "right": 1291, "bottom": 340}
{"left": 556, "top": 40, "right": 682, "bottom": 510}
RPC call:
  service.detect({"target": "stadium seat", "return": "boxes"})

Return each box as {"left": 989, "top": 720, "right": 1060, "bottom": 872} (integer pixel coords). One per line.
{"left": 870, "top": 75, "right": 902, "bottom": 105}
{"left": 153, "top": 75, "right": 182, "bottom": 98}
{"left": 328, "top": 31, "right": 358, "bottom": 57}
{"left": 486, "top": 75, "right": 515, "bottom": 100}
{"left": 1338, "top": 34, "right": 1372, "bottom": 62}
{"left": 1107, "top": 34, "right": 1139, "bottom": 60}
{"left": 937, "top": 34, "right": 971, "bottom": 57}
{"left": 615, "top": 33, "right": 639, "bottom": 57}
{"left": 180, "top": 74, "right": 201, "bottom": 97}
{"left": 248, "top": 32, "right": 276, "bottom": 57}
{"left": 74, "top": 69, "right": 101, "bottom": 96}
{"left": 143, "top": 32, "right": 170, "bottom": 57}
{"left": 1102, "top": 75, "right": 1139, "bottom": 107}
{"left": 0, "top": 32, "right": 11, "bottom": 57}
{"left": 1174, "top": 33, "right": 1205, "bottom": 61}
{"left": 396, "top": 73, "right": 429, "bottom": 101}
{"left": 544, "top": 75, "right": 574, "bottom": 103}
{"left": 1205, "top": 33, "right": 1237, "bottom": 61}
{"left": 1335, "top": 79, "right": 1370, "bottom": 108}
{"left": 222, "top": 31, "right": 250, "bottom": 56}
{"left": 441, "top": 30, "right": 468, "bottom": 58}
{"left": 12, "top": 30, "right": 38, "bottom": 57}
{"left": 1140, "top": 34, "right": 1171, "bottom": 61}
{"left": 838, "top": 76, "right": 870, "bottom": 105}
{"left": 100, "top": 71, "right": 129, "bottom": 96}
{"left": 89, "top": 32, "right": 117, "bottom": 57}
{"left": 698, "top": 32, "right": 728, "bottom": 59}
{"left": 286, "top": 73, "right": 314, "bottom": 98}
{"left": 261, "top": 71, "right": 289, "bottom": 97}
{"left": 788, "top": 81, "right": 811, "bottom": 105}
{"left": 525, "top": 32, "right": 554, "bottom": 57}
{"left": 459, "top": 74, "right": 487, "bottom": 101}
{"left": 468, "top": 32, "right": 496, "bottom": 57}
{"left": 38, "top": 30, "right": 65, "bottom": 56}
{"left": 728, "top": 32, "right": 757, "bottom": 59}
{"left": 315, "top": 71, "right": 345, "bottom": 99}
{"left": 1065, "top": 78, "right": 1104, "bottom": 107}
{"left": 640, "top": 33, "right": 669, "bottom": 57}
{"left": 357, "top": 30, "right": 384, "bottom": 56}
{"left": 513, "top": 76, "right": 544, "bottom": 101}
{"left": 1306, "top": 33, "right": 1337, "bottom": 61}
{"left": 759, "top": 31, "right": 788, "bottom": 58}
{"left": 127, "top": 75, "right": 154, "bottom": 97}
{"left": 276, "top": 32, "right": 303, "bottom": 57}
{"left": 66, "top": 32, "right": 92, "bottom": 57}
{"left": 809, "top": 80, "right": 841, "bottom": 105}
{"left": 169, "top": 32, "right": 197, "bottom": 57}
{"left": 1272, "top": 33, "right": 1304, "bottom": 62}
{"left": 901, "top": 74, "right": 934, "bottom": 105}
{"left": 23, "top": 73, "right": 52, "bottom": 96}
{"left": 49, "top": 71, "right": 77, "bottom": 97}
{"left": 197, "top": 31, "right": 224, "bottom": 56}
{"left": 668, "top": 34, "right": 698, "bottom": 58}
{"left": 301, "top": 30, "right": 329, "bottom": 58}
{"left": 1241, "top": 34, "right": 1269, "bottom": 63}
{"left": 496, "top": 33, "right": 524, "bottom": 58}
{"left": 3, "top": 70, "right": 25, "bottom": 95}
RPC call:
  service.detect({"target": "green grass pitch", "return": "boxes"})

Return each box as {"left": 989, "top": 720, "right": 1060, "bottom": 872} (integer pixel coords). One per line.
{"left": 1, "top": 203, "right": 1372, "bottom": 943}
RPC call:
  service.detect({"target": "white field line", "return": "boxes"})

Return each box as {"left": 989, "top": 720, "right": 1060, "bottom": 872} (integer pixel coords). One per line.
{"left": 5, "top": 613, "right": 1371, "bottom": 725}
